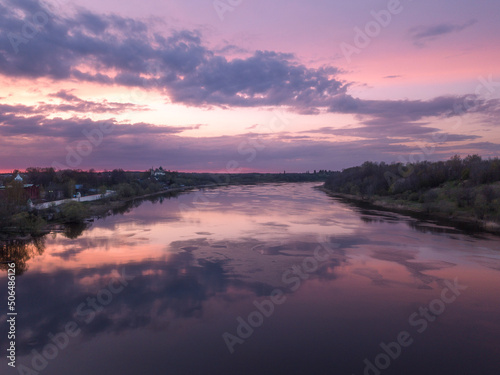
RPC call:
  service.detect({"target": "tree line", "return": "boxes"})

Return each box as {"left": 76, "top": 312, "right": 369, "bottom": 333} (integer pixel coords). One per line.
{"left": 324, "top": 155, "right": 500, "bottom": 221}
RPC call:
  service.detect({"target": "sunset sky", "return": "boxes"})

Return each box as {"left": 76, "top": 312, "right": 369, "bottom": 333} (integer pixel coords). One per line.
{"left": 1, "top": 0, "right": 499, "bottom": 172}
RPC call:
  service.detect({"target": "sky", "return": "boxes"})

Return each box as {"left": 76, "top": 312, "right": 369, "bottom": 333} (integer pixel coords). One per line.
{"left": 0, "top": 0, "right": 499, "bottom": 172}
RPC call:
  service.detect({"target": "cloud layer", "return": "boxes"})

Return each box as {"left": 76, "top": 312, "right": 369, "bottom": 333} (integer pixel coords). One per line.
{"left": 0, "top": 98, "right": 496, "bottom": 172}
{"left": 1, "top": 0, "right": 487, "bottom": 118}
{"left": 0, "top": 0, "right": 498, "bottom": 171}
{"left": 0, "top": 0, "right": 346, "bottom": 113}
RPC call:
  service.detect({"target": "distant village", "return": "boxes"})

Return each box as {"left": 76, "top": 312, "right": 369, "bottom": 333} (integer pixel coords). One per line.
{"left": 0, "top": 173, "right": 40, "bottom": 200}
{"left": 0, "top": 167, "right": 173, "bottom": 205}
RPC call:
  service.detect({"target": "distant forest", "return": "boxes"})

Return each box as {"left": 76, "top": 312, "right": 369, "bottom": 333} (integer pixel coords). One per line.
{"left": 324, "top": 155, "right": 500, "bottom": 222}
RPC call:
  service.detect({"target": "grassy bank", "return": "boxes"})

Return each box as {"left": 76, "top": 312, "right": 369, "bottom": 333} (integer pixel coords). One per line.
{"left": 320, "top": 156, "right": 500, "bottom": 234}
{"left": 319, "top": 186, "right": 500, "bottom": 233}
{"left": 0, "top": 185, "right": 200, "bottom": 240}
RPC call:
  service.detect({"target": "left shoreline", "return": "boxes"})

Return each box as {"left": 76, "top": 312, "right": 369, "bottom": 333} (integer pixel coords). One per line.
{"left": 0, "top": 184, "right": 225, "bottom": 241}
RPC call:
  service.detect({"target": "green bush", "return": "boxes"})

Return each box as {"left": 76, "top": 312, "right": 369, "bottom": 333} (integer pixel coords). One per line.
{"left": 409, "top": 192, "right": 420, "bottom": 202}
{"left": 60, "top": 201, "right": 88, "bottom": 223}
{"left": 10, "top": 212, "right": 47, "bottom": 234}
{"left": 116, "top": 183, "right": 135, "bottom": 198}
{"left": 474, "top": 194, "right": 488, "bottom": 219}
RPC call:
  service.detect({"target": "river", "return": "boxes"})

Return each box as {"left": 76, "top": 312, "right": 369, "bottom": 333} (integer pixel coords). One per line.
{"left": 1, "top": 182, "right": 499, "bottom": 375}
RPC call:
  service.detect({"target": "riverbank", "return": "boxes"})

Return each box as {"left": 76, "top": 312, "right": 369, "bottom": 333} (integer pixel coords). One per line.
{"left": 1, "top": 170, "right": 332, "bottom": 240}
{"left": 0, "top": 184, "right": 212, "bottom": 241}
{"left": 82, "top": 184, "right": 219, "bottom": 219}
{"left": 317, "top": 186, "right": 500, "bottom": 235}
{"left": 33, "top": 190, "right": 116, "bottom": 210}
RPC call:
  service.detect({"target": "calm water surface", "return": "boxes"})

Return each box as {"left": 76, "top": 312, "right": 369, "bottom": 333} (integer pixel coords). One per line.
{"left": 1, "top": 183, "right": 500, "bottom": 375}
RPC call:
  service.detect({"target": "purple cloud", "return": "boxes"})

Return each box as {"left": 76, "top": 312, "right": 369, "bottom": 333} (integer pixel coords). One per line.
{"left": 0, "top": 0, "right": 346, "bottom": 113}
{"left": 0, "top": 0, "right": 494, "bottom": 123}
{"left": 45, "top": 90, "right": 148, "bottom": 113}
{"left": 409, "top": 19, "right": 477, "bottom": 47}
